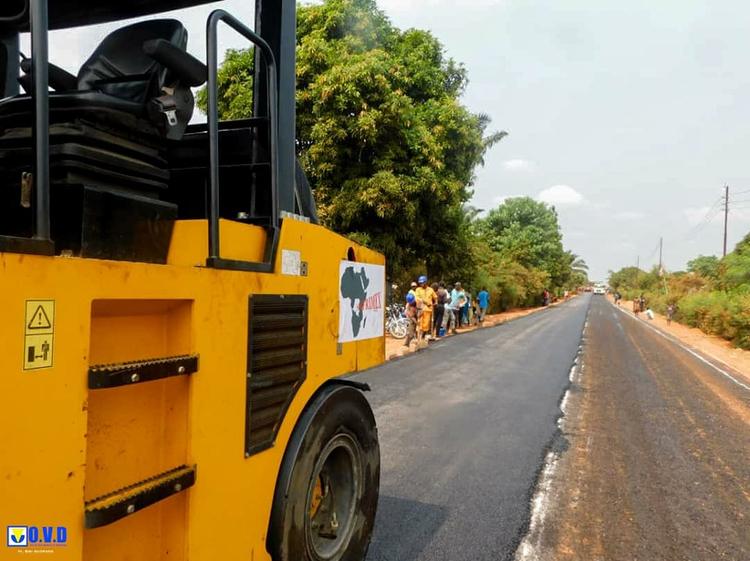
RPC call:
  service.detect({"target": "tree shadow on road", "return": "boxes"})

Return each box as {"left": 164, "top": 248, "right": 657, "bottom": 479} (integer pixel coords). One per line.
{"left": 366, "top": 495, "right": 449, "bottom": 561}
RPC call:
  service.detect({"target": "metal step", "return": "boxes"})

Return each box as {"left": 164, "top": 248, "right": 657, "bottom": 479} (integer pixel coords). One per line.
{"left": 84, "top": 465, "right": 196, "bottom": 529}
{"left": 88, "top": 354, "right": 198, "bottom": 389}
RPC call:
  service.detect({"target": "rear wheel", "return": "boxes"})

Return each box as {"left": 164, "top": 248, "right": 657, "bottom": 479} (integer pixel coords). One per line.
{"left": 268, "top": 385, "right": 380, "bottom": 561}
{"left": 389, "top": 318, "right": 408, "bottom": 339}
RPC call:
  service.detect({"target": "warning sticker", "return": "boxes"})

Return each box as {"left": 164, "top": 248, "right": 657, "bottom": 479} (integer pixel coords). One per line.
{"left": 24, "top": 300, "right": 54, "bottom": 370}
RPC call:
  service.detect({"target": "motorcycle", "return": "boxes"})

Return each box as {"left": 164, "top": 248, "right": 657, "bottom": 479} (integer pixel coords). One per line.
{"left": 386, "top": 303, "right": 409, "bottom": 339}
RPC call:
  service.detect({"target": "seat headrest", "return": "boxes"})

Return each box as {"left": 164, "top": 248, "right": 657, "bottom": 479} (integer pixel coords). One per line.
{"left": 77, "top": 19, "right": 188, "bottom": 94}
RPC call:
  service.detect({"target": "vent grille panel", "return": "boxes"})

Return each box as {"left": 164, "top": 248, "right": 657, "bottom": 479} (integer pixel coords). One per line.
{"left": 245, "top": 295, "right": 308, "bottom": 456}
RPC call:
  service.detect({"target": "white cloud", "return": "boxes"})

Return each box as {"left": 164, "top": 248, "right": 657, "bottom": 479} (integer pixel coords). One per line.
{"left": 614, "top": 210, "right": 645, "bottom": 221}
{"left": 502, "top": 159, "right": 534, "bottom": 172}
{"left": 537, "top": 185, "right": 586, "bottom": 207}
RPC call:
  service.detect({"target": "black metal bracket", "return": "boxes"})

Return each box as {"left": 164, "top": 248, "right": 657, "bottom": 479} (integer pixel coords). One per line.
{"left": 0, "top": 235, "right": 54, "bottom": 255}
{"left": 88, "top": 354, "right": 198, "bottom": 389}
{"left": 206, "top": 257, "right": 274, "bottom": 273}
{"left": 84, "top": 465, "right": 196, "bottom": 529}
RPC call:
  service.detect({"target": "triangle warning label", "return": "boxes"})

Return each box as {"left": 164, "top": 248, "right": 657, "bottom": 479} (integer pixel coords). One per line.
{"left": 28, "top": 305, "right": 52, "bottom": 330}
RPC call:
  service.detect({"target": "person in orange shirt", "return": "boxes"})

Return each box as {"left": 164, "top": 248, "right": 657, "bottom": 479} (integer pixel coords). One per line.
{"left": 414, "top": 275, "right": 437, "bottom": 341}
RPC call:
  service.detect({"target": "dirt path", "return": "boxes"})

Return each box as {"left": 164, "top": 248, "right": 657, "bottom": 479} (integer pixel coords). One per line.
{"left": 518, "top": 296, "right": 750, "bottom": 561}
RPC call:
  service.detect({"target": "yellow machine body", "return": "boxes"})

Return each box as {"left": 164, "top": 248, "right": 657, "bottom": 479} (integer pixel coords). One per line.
{"left": 0, "top": 218, "right": 384, "bottom": 560}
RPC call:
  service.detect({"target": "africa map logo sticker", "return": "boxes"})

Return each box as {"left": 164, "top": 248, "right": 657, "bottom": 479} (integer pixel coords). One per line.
{"left": 338, "top": 261, "right": 385, "bottom": 343}
{"left": 7, "top": 526, "right": 27, "bottom": 547}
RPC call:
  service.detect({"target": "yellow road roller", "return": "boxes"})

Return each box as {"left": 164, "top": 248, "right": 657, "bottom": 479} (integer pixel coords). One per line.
{"left": 0, "top": 1, "right": 384, "bottom": 559}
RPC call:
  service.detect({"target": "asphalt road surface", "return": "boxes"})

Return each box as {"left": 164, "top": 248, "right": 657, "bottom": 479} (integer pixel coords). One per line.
{"left": 354, "top": 296, "right": 589, "bottom": 561}
{"left": 522, "top": 295, "right": 750, "bottom": 561}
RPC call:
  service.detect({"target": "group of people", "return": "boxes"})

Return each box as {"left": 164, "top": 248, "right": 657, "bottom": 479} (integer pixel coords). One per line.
{"left": 633, "top": 293, "right": 676, "bottom": 325}
{"left": 403, "top": 276, "right": 490, "bottom": 348}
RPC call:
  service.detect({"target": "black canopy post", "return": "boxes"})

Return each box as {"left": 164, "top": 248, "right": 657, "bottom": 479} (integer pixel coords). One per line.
{"left": 254, "top": 0, "right": 295, "bottom": 217}
{"left": 29, "top": 0, "right": 50, "bottom": 241}
{"left": 0, "top": 33, "right": 20, "bottom": 98}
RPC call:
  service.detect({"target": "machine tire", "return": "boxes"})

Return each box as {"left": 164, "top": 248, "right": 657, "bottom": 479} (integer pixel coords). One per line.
{"left": 268, "top": 385, "right": 380, "bottom": 561}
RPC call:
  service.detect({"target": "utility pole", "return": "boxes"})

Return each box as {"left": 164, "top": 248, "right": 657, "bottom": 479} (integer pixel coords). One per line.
{"left": 636, "top": 255, "right": 640, "bottom": 286}
{"left": 723, "top": 184, "right": 729, "bottom": 257}
{"left": 658, "top": 237, "right": 663, "bottom": 272}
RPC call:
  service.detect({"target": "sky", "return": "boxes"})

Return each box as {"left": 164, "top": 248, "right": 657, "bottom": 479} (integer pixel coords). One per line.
{"left": 38, "top": 0, "right": 750, "bottom": 280}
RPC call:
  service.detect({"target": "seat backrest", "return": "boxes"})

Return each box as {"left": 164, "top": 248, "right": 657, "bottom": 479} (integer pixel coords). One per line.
{"left": 77, "top": 19, "right": 187, "bottom": 102}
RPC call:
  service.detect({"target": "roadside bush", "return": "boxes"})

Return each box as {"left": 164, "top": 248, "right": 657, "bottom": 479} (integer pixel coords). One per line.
{"left": 610, "top": 234, "right": 750, "bottom": 350}
{"left": 677, "top": 290, "right": 750, "bottom": 349}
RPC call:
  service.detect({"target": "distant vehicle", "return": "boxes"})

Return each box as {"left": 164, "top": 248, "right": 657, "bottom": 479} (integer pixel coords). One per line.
{"left": 593, "top": 285, "right": 606, "bottom": 295}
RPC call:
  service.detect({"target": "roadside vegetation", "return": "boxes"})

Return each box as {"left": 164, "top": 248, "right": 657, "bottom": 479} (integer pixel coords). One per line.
{"left": 609, "top": 234, "right": 750, "bottom": 349}
{"left": 201, "top": 0, "right": 587, "bottom": 310}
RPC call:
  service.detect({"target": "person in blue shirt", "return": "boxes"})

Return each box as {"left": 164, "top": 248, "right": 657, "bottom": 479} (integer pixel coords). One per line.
{"left": 449, "top": 282, "right": 466, "bottom": 330}
{"left": 404, "top": 292, "right": 418, "bottom": 347}
{"left": 477, "top": 288, "right": 490, "bottom": 324}
{"left": 462, "top": 290, "right": 472, "bottom": 326}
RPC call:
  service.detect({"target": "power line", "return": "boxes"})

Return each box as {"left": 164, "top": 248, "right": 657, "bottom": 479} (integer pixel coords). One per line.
{"left": 686, "top": 195, "right": 724, "bottom": 239}
{"left": 645, "top": 240, "right": 661, "bottom": 264}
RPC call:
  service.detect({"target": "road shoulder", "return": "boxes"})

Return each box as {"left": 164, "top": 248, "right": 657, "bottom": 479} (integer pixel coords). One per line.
{"left": 613, "top": 296, "right": 750, "bottom": 387}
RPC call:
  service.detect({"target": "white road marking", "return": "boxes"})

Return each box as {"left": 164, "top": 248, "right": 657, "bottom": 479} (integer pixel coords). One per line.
{"left": 612, "top": 304, "right": 750, "bottom": 393}
{"left": 514, "top": 450, "right": 560, "bottom": 561}
{"left": 515, "top": 310, "right": 589, "bottom": 561}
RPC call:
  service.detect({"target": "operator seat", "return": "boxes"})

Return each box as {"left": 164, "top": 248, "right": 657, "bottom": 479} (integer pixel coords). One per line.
{"left": 76, "top": 19, "right": 195, "bottom": 139}
{"left": 6, "top": 19, "right": 201, "bottom": 140}
{"left": 0, "top": 19, "right": 206, "bottom": 262}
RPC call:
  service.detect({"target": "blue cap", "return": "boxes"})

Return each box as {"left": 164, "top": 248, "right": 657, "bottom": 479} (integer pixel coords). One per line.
{"left": 418, "top": 275, "right": 428, "bottom": 284}
{"left": 406, "top": 293, "right": 416, "bottom": 304}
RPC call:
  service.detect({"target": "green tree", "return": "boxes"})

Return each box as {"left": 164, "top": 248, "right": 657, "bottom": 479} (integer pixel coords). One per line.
{"left": 476, "top": 197, "right": 569, "bottom": 289}
{"left": 608, "top": 266, "right": 642, "bottom": 292}
{"left": 686, "top": 254, "right": 720, "bottom": 280}
{"left": 200, "top": 0, "right": 504, "bottom": 280}
{"left": 722, "top": 233, "right": 750, "bottom": 290}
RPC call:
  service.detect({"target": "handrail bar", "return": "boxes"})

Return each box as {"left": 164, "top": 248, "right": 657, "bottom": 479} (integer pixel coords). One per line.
{"left": 205, "top": 9, "right": 279, "bottom": 271}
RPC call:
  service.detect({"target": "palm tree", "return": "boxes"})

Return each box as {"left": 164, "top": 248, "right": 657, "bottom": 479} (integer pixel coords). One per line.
{"left": 571, "top": 256, "right": 588, "bottom": 276}
{"left": 476, "top": 112, "right": 508, "bottom": 165}
{"left": 565, "top": 252, "right": 589, "bottom": 286}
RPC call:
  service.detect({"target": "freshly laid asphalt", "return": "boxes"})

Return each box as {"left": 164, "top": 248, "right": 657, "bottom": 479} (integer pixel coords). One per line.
{"left": 354, "top": 295, "right": 590, "bottom": 561}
